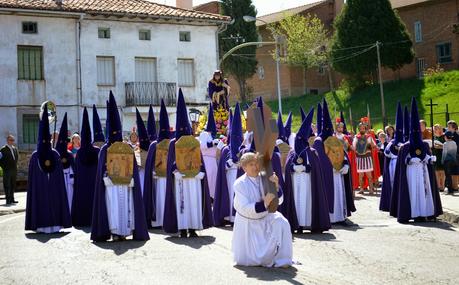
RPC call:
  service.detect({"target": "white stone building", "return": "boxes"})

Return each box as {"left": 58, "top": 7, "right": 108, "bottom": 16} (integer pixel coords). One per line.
{"left": 0, "top": 0, "right": 230, "bottom": 149}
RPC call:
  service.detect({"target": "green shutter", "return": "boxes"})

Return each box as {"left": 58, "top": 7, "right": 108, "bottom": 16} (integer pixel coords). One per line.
{"left": 17, "top": 46, "right": 43, "bottom": 80}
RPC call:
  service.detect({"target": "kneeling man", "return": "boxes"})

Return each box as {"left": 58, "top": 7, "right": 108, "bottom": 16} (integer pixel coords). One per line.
{"left": 232, "top": 152, "right": 292, "bottom": 268}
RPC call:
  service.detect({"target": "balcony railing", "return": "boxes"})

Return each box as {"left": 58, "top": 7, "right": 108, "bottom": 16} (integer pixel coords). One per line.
{"left": 125, "top": 82, "right": 176, "bottom": 106}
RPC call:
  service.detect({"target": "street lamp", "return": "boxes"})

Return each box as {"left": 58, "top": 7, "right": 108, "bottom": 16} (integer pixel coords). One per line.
{"left": 243, "top": 15, "right": 283, "bottom": 114}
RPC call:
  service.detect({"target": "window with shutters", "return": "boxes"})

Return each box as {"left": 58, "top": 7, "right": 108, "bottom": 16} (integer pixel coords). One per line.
{"left": 22, "top": 22, "right": 37, "bottom": 34}
{"left": 22, "top": 114, "right": 39, "bottom": 144}
{"left": 177, "top": 59, "right": 194, "bottom": 87}
{"left": 436, "top": 42, "right": 452, "bottom": 63}
{"left": 179, "top": 31, "right": 191, "bottom": 42}
{"left": 135, "top": 57, "right": 157, "bottom": 82}
{"left": 96, "top": 56, "right": 115, "bottom": 86}
{"left": 17, "top": 46, "right": 44, "bottom": 80}
{"left": 414, "top": 21, "right": 422, "bottom": 43}
{"left": 98, "top": 27, "right": 111, "bottom": 39}
{"left": 139, "top": 30, "right": 151, "bottom": 41}
{"left": 416, "top": 58, "right": 426, "bottom": 78}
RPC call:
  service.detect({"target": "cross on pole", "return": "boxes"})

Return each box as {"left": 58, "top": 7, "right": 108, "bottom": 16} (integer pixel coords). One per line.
{"left": 426, "top": 98, "right": 438, "bottom": 151}
{"left": 246, "top": 103, "right": 279, "bottom": 213}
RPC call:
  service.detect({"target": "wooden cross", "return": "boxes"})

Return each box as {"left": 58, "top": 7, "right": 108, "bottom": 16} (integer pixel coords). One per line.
{"left": 246, "top": 103, "right": 279, "bottom": 213}
{"left": 425, "top": 98, "right": 438, "bottom": 151}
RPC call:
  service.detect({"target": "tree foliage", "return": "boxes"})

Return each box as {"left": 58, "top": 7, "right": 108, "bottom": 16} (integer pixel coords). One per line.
{"left": 219, "top": 0, "right": 258, "bottom": 102}
{"left": 274, "top": 13, "right": 329, "bottom": 68}
{"left": 330, "top": 0, "right": 414, "bottom": 87}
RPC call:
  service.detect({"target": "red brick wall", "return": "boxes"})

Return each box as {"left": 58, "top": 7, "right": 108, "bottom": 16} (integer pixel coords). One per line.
{"left": 382, "top": 0, "right": 459, "bottom": 80}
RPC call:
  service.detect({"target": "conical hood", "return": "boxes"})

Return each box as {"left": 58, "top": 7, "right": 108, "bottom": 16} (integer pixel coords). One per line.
{"left": 108, "top": 91, "right": 123, "bottom": 144}
{"left": 317, "top": 103, "right": 323, "bottom": 135}
{"left": 37, "top": 103, "right": 55, "bottom": 172}
{"left": 55, "top": 113, "right": 71, "bottom": 169}
{"left": 284, "top": 112, "right": 293, "bottom": 140}
{"left": 147, "top": 105, "right": 157, "bottom": 142}
{"left": 80, "top": 107, "right": 92, "bottom": 148}
{"left": 320, "top": 99, "right": 334, "bottom": 140}
{"left": 295, "top": 107, "right": 314, "bottom": 154}
{"left": 158, "top": 99, "right": 171, "bottom": 142}
{"left": 409, "top": 97, "right": 426, "bottom": 158}
{"left": 92, "top": 104, "right": 105, "bottom": 143}
{"left": 136, "top": 108, "right": 150, "bottom": 151}
{"left": 230, "top": 103, "right": 243, "bottom": 161}
{"left": 228, "top": 108, "right": 233, "bottom": 141}
{"left": 277, "top": 111, "right": 286, "bottom": 142}
{"left": 300, "top": 107, "right": 306, "bottom": 122}
{"left": 394, "top": 102, "right": 404, "bottom": 144}
{"left": 340, "top": 111, "right": 348, "bottom": 135}
{"left": 256, "top": 96, "right": 265, "bottom": 124}
{"left": 403, "top": 105, "right": 410, "bottom": 143}
{"left": 79, "top": 107, "right": 99, "bottom": 165}
{"left": 174, "top": 88, "right": 192, "bottom": 139}
{"left": 205, "top": 103, "right": 217, "bottom": 137}
{"left": 105, "top": 100, "right": 109, "bottom": 141}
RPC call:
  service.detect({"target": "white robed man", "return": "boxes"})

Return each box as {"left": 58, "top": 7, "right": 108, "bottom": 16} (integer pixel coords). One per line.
{"left": 232, "top": 152, "right": 293, "bottom": 268}
{"left": 163, "top": 89, "right": 213, "bottom": 238}
{"left": 198, "top": 103, "right": 219, "bottom": 199}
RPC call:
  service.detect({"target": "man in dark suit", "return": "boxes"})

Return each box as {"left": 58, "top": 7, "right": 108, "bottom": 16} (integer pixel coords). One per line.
{"left": 0, "top": 135, "right": 19, "bottom": 204}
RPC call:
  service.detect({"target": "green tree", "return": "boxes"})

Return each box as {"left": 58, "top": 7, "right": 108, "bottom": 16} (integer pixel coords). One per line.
{"left": 274, "top": 14, "right": 329, "bottom": 69}
{"left": 219, "top": 0, "right": 258, "bottom": 102}
{"left": 330, "top": 0, "right": 414, "bottom": 89}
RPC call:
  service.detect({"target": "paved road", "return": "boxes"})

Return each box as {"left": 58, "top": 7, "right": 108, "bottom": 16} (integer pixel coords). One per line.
{"left": 1, "top": 195, "right": 458, "bottom": 285}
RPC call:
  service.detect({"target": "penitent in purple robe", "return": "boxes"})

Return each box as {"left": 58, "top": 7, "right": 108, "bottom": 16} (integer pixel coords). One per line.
{"left": 25, "top": 151, "right": 72, "bottom": 231}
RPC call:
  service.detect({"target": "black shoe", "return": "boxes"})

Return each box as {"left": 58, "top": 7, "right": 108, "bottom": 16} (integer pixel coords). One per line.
{"left": 12, "top": 200, "right": 18, "bottom": 204}
{"left": 296, "top": 228, "right": 304, "bottom": 235}
{"left": 398, "top": 219, "right": 410, "bottom": 224}
{"left": 179, "top": 230, "right": 188, "bottom": 238}
{"left": 414, "top": 217, "right": 426, "bottom": 223}
{"left": 188, "top": 230, "right": 198, "bottom": 238}
{"left": 438, "top": 188, "right": 444, "bottom": 192}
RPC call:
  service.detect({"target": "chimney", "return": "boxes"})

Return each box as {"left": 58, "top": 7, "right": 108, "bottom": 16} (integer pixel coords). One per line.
{"left": 176, "top": 0, "right": 193, "bottom": 10}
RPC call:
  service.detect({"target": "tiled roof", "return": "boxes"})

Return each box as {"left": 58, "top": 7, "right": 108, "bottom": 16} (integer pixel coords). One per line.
{"left": 256, "top": 0, "right": 326, "bottom": 26}
{"left": 0, "top": 0, "right": 230, "bottom": 23}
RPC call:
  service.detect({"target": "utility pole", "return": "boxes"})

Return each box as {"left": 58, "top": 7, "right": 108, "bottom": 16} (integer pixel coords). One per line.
{"left": 376, "top": 41, "right": 387, "bottom": 128}
{"left": 275, "top": 34, "right": 282, "bottom": 114}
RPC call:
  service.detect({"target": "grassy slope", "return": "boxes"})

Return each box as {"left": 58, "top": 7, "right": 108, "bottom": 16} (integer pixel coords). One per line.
{"left": 266, "top": 70, "right": 459, "bottom": 132}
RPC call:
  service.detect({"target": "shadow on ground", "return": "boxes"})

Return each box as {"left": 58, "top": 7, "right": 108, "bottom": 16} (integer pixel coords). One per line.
{"left": 92, "top": 240, "right": 147, "bottom": 255}
{"left": 25, "top": 232, "right": 70, "bottom": 243}
{"left": 235, "top": 265, "right": 301, "bottom": 285}
{"left": 165, "top": 235, "right": 216, "bottom": 249}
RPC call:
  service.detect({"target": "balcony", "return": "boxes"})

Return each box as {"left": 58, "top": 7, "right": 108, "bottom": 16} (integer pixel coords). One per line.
{"left": 125, "top": 82, "right": 176, "bottom": 107}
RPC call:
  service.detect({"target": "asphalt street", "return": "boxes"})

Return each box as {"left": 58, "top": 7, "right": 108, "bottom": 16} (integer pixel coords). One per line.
{"left": 1, "top": 195, "right": 458, "bottom": 285}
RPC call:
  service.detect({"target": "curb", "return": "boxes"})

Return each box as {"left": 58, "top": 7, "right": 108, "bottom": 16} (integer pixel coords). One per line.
{"left": 0, "top": 208, "right": 26, "bottom": 216}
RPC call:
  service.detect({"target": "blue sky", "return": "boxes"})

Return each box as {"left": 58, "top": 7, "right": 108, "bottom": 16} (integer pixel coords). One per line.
{"left": 151, "top": 0, "right": 318, "bottom": 16}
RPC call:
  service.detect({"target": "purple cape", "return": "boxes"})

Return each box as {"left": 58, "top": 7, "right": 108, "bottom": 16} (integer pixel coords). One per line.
{"left": 71, "top": 147, "right": 100, "bottom": 227}
{"left": 25, "top": 151, "right": 72, "bottom": 230}
{"left": 390, "top": 142, "right": 443, "bottom": 222}
{"left": 163, "top": 139, "right": 214, "bottom": 233}
{"left": 312, "top": 138, "right": 334, "bottom": 212}
{"left": 379, "top": 145, "right": 395, "bottom": 212}
{"left": 281, "top": 148, "right": 331, "bottom": 232}
{"left": 143, "top": 141, "right": 158, "bottom": 227}
{"left": 213, "top": 146, "right": 244, "bottom": 226}
{"left": 90, "top": 144, "right": 150, "bottom": 241}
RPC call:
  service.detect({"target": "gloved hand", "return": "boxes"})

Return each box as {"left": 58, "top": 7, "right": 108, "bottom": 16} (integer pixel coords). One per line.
{"left": 339, "top": 164, "right": 349, "bottom": 175}
{"left": 213, "top": 138, "right": 220, "bottom": 145}
{"left": 217, "top": 140, "right": 226, "bottom": 150}
{"left": 174, "top": 171, "right": 185, "bottom": 179}
{"left": 195, "top": 172, "right": 205, "bottom": 180}
{"left": 427, "top": 155, "right": 436, "bottom": 164}
{"left": 293, "top": 164, "right": 306, "bottom": 173}
{"left": 226, "top": 159, "right": 236, "bottom": 169}
{"left": 275, "top": 139, "right": 284, "bottom": 146}
{"left": 152, "top": 171, "right": 158, "bottom": 179}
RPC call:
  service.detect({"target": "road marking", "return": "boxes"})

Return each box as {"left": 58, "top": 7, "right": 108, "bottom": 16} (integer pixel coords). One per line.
{"left": 0, "top": 212, "right": 24, "bottom": 224}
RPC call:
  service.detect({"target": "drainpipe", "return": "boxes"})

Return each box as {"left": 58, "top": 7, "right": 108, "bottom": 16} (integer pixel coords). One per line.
{"left": 76, "top": 14, "right": 84, "bottom": 130}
